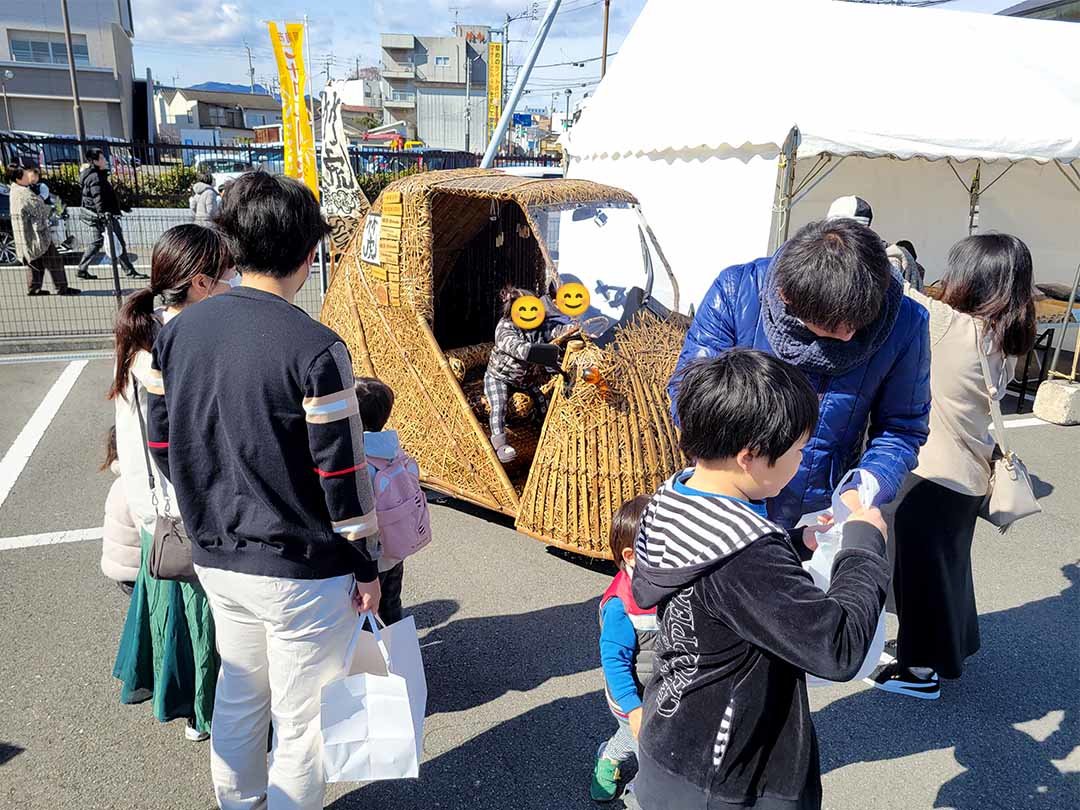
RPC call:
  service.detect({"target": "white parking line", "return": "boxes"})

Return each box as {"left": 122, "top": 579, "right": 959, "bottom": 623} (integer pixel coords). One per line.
{"left": 999, "top": 417, "right": 1053, "bottom": 430}
{"left": 0, "top": 360, "right": 88, "bottom": 509}
{"left": 0, "top": 527, "right": 102, "bottom": 551}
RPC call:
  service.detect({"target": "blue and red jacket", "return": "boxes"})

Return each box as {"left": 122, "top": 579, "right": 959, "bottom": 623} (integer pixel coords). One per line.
{"left": 669, "top": 256, "right": 930, "bottom": 527}
{"left": 599, "top": 568, "right": 657, "bottom": 717}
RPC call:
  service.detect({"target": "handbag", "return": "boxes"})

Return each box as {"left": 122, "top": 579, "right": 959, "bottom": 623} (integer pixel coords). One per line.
{"left": 134, "top": 384, "right": 199, "bottom": 584}
{"left": 977, "top": 334, "right": 1041, "bottom": 533}
{"left": 321, "top": 611, "right": 427, "bottom": 782}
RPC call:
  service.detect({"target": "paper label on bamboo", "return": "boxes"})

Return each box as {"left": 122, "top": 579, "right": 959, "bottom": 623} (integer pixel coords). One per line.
{"left": 361, "top": 214, "right": 382, "bottom": 265}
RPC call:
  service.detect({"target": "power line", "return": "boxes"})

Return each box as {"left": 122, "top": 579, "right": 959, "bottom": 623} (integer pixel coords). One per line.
{"left": 533, "top": 51, "right": 617, "bottom": 69}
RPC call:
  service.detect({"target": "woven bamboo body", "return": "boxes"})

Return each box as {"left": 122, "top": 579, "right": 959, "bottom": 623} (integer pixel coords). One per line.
{"left": 321, "top": 168, "right": 686, "bottom": 557}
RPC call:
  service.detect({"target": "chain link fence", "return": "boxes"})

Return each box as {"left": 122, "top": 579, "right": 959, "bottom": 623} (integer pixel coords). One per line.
{"left": 0, "top": 134, "right": 560, "bottom": 344}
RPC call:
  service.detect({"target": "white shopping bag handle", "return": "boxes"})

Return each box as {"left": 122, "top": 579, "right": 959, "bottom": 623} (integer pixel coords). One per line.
{"left": 342, "top": 611, "right": 392, "bottom": 672}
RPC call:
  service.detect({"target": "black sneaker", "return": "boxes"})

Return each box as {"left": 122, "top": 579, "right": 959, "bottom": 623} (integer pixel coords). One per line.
{"left": 77, "top": 270, "right": 99, "bottom": 280}
{"left": 57, "top": 287, "right": 82, "bottom": 296}
{"left": 27, "top": 288, "right": 49, "bottom": 296}
{"left": 125, "top": 269, "right": 148, "bottom": 279}
{"left": 867, "top": 663, "right": 940, "bottom": 700}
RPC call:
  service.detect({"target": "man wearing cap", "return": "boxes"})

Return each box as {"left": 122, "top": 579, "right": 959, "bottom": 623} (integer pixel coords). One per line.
{"left": 828, "top": 195, "right": 924, "bottom": 291}
{"left": 669, "top": 216, "right": 930, "bottom": 528}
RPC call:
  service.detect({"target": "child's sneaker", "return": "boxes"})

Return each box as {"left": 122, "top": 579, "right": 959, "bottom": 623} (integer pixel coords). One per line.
{"left": 590, "top": 747, "right": 621, "bottom": 802}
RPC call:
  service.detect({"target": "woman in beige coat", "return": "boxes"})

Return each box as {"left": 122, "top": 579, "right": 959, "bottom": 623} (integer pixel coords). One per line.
{"left": 871, "top": 234, "right": 1036, "bottom": 700}
{"left": 6, "top": 158, "right": 78, "bottom": 296}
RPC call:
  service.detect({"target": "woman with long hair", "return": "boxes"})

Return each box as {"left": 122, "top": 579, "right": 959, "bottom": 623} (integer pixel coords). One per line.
{"left": 110, "top": 224, "right": 237, "bottom": 741}
{"left": 871, "top": 234, "right": 1036, "bottom": 700}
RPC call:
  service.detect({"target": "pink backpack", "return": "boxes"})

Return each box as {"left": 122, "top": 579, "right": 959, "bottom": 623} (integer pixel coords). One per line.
{"left": 369, "top": 451, "right": 432, "bottom": 560}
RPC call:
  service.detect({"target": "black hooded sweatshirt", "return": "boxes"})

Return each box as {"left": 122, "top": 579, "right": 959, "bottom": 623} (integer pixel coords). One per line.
{"left": 631, "top": 470, "right": 889, "bottom": 810}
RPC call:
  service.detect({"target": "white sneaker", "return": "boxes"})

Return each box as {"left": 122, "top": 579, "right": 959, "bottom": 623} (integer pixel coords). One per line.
{"left": 185, "top": 722, "right": 210, "bottom": 742}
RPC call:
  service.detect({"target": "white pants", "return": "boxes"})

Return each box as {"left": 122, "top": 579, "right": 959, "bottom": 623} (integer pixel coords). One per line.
{"left": 196, "top": 566, "right": 357, "bottom": 810}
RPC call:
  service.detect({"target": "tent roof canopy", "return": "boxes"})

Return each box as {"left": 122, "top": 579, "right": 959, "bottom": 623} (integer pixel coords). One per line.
{"left": 567, "top": 0, "right": 1080, "bottom": 164}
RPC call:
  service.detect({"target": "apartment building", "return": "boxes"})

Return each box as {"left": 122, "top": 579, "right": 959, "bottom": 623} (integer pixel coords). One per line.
{"left": 0, "top": 0, "right": 135, "bottom": 137}
{"left": 380, "top": 24, "right": 491, "bottom": 152}
{"left": 156, "top": 87, "right": 284, "bottom": 144}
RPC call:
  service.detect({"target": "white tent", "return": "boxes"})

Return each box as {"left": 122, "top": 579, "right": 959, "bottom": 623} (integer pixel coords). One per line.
{"left": 565, "top": 0, "right": 1080, "bottom": 312}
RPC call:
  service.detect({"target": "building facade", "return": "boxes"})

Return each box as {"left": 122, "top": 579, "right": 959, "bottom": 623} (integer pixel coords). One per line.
{"left": 379, "top": 25, "right": 491, "bottom": 152}
{"left": 156, "top": 87, "right": 284, "bottom": 144}
{"left": 0, "top": 0, "right": 134, "bottom": 137}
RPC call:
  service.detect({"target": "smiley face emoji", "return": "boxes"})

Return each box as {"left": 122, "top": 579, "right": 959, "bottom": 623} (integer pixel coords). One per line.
{"left": 511, "top": 295, "right": 546, "bottom": 330}
{"left": 555, "top": 282, "right": 591, "bottom": 317}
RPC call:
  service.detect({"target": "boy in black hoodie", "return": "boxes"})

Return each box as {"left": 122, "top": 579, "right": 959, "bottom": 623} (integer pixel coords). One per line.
{"left": 632, "top": 349, "right": 890, "bottom": 810}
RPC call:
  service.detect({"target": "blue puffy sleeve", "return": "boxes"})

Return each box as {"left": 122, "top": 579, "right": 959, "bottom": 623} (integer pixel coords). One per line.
{"left": 860, "top": 298, "right": 931, "bottom": 505}
{"left": 667, "top": 262, "right": 756, "bottom": 420}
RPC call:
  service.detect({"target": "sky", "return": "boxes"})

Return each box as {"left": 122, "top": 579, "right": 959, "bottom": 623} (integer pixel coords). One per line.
{"left": 131, "top": 0, "right": 647, "bottom": 112}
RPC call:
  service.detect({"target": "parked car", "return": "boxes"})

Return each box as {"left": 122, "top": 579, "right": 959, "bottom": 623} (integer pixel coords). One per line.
{"left": 193, "top": 157, "right": 258, "bottom": 192}
{"left": 0, "top": 185, "right": 15, "bottom": 265}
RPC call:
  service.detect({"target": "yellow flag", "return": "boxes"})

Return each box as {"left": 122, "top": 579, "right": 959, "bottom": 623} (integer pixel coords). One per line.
{"left": 487, "top": 42, "right": 503, "bottom": 140}
{"left": 269, "top": 22, "right": 318, "bottom": 199}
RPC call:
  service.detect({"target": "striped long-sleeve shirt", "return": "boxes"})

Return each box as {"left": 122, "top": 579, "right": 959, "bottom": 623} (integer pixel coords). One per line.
{"left": 147, "top": 286, "right": 380, "bottom": 582}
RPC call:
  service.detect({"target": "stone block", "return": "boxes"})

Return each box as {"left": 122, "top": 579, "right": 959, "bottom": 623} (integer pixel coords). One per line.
{"left": 1033, "top": 379, "right": 1080, "bottom": 426}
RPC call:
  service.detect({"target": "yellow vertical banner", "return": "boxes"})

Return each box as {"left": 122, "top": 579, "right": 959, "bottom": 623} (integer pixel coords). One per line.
{"left": 269, "top": 22, "right": 319, "bottom": 199}
{"left": 486, "top": 41, "right": 503, "bottom": 140}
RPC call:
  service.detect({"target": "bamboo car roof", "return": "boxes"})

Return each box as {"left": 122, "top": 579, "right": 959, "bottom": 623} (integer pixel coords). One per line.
{"left": 375, "top": 167, "right": 639, "bottom": 208}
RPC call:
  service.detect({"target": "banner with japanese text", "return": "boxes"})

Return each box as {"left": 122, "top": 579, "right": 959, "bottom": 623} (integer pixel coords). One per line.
{"left": 487, "top": 41, "right": 503, "bottom": 139}
{"left": 269, "top": 21, "right": 318, "bottom": 198}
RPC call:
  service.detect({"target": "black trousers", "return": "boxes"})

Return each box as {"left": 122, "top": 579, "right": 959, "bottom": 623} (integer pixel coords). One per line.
{"left": 378, "top": 561, "right": 405, "bottom": 626}
{"left": 893, "top": 476, "right": 983, "bottom": 678}
{"left": 25, "top": 245, "right": 70, "bottom": 292}
{"left": 78, "top": 216, "right": 135, "bottom": 273}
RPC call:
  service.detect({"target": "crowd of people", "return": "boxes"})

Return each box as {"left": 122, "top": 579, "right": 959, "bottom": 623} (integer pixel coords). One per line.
{"left": 7, "top": 149, "right": 224, "bottom": 297}
{"left": 91, "top": 165, "right": 1036, "bottom": 810}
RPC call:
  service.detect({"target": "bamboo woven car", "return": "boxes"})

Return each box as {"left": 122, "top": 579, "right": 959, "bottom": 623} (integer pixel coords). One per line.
{"left": 321, "top": 169, "right": 689, "bottom": 558}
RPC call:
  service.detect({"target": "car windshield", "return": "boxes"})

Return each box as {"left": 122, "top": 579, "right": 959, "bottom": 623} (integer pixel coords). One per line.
{"left": 528, "top": 201, "right": 677, "bottom": 334}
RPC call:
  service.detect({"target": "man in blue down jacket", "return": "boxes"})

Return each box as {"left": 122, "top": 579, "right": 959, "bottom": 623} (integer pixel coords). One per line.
{"left": 670, "top": 218, "right": 931, "bottom": 525}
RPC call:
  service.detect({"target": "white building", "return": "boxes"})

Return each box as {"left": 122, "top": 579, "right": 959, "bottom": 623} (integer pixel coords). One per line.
{"left": 0, "top": 0, "right": 135, "bottom": 137}
{"left": 155, "top": 87, "right": 284, "bottom": 145}
{"left": 380, "top": 25, "right": 491, "bottom": 152}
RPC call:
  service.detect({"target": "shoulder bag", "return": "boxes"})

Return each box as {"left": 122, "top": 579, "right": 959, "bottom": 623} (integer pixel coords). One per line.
{"left": 134, "top": 384, "right": 199, "bottom": 584}
{"left": 977, "top": 335, "right": 1041, "bottom": 533}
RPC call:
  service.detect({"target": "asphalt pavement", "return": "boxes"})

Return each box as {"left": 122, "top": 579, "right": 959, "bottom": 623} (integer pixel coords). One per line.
{"left": 0, "top": 356, "right": 1077, "bottom": 810}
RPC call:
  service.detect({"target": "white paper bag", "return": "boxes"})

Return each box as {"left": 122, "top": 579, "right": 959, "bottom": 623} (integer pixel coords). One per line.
{"left": 321, "top": 611, "right": 427, "bottom": 782}
{"left": 800, "top": 470, "right": 887, "bottom": 687}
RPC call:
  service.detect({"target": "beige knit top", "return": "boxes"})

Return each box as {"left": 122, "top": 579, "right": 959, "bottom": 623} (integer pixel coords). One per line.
{"left": 909, "top": 288, "right": 1016, "bottom": 497}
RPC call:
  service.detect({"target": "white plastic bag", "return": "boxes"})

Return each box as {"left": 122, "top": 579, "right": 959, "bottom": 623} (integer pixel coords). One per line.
{"left": 321, "top": 611, "right": 428, "bottom": 782}
{"left": 801, "top": 470, "right": 886, "bottom": 687}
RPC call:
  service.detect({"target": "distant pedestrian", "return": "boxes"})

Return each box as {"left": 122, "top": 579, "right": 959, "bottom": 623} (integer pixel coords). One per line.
{"left": 355, "top": 376, "right": 432, "bottom": 626}
{"left": 146, "top": 173, "right": 381, "bottom": 810}
{"left": 109, "top": 224, "right": 238, "bottom": 743}
{"left": 77, "top": 147, "right": 147, "bottom": 280}
{"left": 894, "top": 239, "right": 927, "bottom": 290}
{"left": 591, "top": 494, "right": 654, "bottom": 803}
{"left": 871, "top": 234, "right": 1036, "bottom": 700}
{"left": 6, "top": 158, "right": 79, "bottom": 296}
{"left": 189, "top": 170, "right": 220, "bottom": 224}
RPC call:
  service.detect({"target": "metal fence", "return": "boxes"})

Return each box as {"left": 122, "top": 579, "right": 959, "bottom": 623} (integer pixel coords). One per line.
{"left": 0, "top": 134, "right": 560, "bottom": 343}
{"left": 0, "top": 212, "right": 327, "bottom": 340}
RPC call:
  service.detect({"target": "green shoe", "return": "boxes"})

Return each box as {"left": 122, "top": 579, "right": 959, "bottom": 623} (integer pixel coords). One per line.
{"left": 590, "top": 755, "right": 621, "bottom": 802}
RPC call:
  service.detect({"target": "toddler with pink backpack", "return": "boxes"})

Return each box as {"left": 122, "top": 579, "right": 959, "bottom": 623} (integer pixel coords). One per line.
{"left": 355, "top": 378, "right": 432, "bottom": 625}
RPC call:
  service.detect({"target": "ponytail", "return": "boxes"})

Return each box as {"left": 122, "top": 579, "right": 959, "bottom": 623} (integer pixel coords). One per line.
{"left": 109, "top": 287, "right": 157, "bottom": 401}
{"left": 107, "top": 224, "right": 232, "bottom": 401}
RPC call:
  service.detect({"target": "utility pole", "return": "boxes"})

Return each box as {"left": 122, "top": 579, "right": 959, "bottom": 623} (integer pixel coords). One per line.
{"left": 245, "top": 42, "right": 256, "bottom": 93}
{"left": 464, "top": 52, "right": 471, "bottom": 153}
{"left": 59, "top": 0, "right": 86, "bottom": 141}
{"left": 565, "top": 87, "right": 571, "bottom": 132}
{"left": 601, "top": 0, "right": 611, "bottom": 78}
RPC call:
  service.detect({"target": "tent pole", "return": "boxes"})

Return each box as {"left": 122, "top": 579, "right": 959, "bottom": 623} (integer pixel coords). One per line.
{"left": 967, "top": 164, "right": 982, "bottom": 236}
{"left": 769, "top": 126, "right": 800, "bottom": 254}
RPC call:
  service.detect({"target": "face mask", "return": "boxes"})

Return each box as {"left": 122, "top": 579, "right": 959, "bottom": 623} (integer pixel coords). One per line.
{"left": 222, "top": 273, "right": 242, "bottom": 289}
